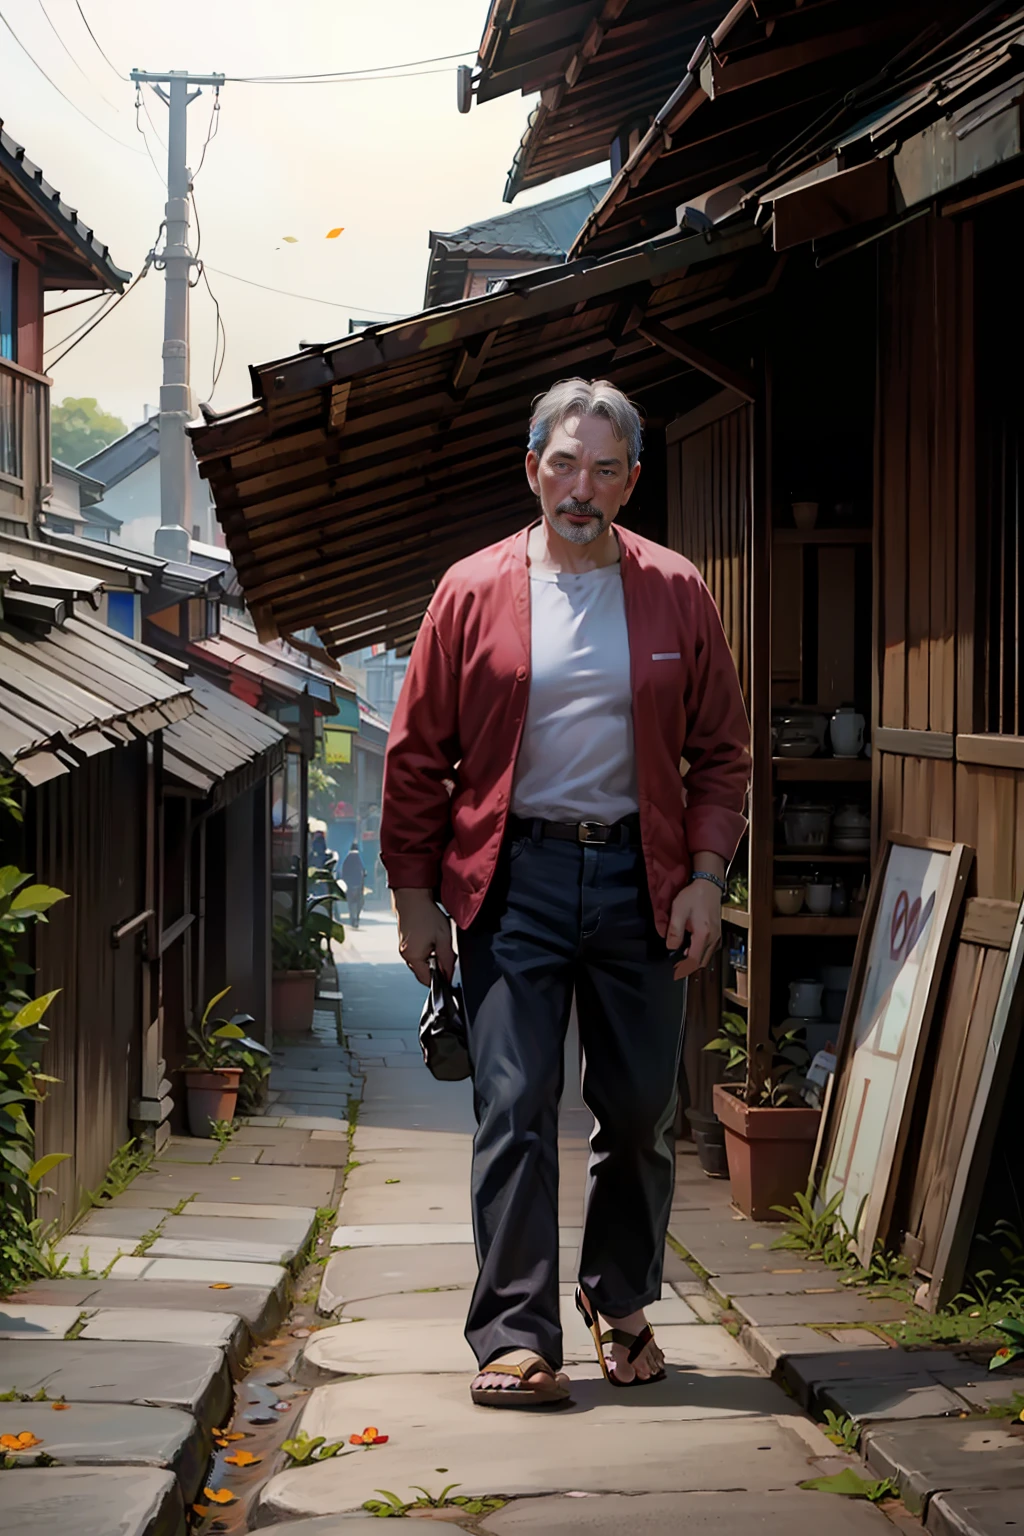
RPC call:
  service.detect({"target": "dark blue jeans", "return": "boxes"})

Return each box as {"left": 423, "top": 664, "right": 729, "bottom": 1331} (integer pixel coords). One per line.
{"left": 457, "top": 826, "right": 687, "bottom": 1371}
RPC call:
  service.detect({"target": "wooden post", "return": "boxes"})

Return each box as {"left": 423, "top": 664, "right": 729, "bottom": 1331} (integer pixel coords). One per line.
{"left": 747, "top": 360, "right": 774, "bottom": 1096}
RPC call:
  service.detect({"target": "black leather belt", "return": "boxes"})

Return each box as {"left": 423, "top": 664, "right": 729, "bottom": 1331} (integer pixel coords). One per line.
{"left": 507, "top": 813, "right": 641, "bottom": 848}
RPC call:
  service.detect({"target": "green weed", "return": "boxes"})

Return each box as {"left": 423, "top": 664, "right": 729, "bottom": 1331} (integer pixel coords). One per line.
{"left": 821, "top": 1409, "right": 860, "bottom": 1453}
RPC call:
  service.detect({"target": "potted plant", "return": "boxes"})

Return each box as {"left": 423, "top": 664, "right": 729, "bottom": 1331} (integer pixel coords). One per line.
{"left": 706, "top": 1013, "right": 820, "bottom": 1221}
{"left": 272, "top": 883, "right": 345, "bottom": 1037}
{"left": 184, "top": 987, "right": 270, "bottom": 1137}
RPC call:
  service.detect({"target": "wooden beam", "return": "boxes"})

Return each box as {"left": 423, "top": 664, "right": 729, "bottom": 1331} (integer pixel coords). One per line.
{"left": 666, "top": 387, "right": 746, "bottom": 443}
{"left": 772, "top": 160, "right": 890, "bottom": 253}
{"left": 874, "top": 727, "right": 955, "bottom": 760}
{"left": 960, "top": 896, "right": 1020, "bottom": 951}
{"left": 956, "top": 734, "right": 1024, "bottom": 771}
{"left": 636, "top": 317, "right": 755, "bottom": 400}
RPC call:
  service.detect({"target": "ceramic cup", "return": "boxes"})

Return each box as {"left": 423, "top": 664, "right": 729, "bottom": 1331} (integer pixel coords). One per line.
{"left": 830, "top": 708, "right": 866, "bottom": 758}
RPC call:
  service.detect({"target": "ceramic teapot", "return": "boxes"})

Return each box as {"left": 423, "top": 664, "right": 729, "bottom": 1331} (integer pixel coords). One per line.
{"left": 830, "top": 707, "right": 865, "bottom": 758}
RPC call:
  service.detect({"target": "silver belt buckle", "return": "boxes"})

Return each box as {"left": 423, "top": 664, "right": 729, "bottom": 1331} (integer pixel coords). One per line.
{"left": 577, "top": 821, "right": 609, "bottom": 845}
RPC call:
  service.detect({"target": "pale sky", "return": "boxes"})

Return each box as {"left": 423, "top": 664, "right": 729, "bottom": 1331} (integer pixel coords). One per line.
{"left": 0, "top": 0, "right": 606, "bottom": 427}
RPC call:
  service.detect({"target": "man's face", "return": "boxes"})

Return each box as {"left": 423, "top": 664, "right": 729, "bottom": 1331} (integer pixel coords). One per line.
{"left": 526, "top": 412, "right": 641, "bottom": 545}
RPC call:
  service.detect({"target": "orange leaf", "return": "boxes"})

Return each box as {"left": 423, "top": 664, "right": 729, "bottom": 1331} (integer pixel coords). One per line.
{"left": 224, "top": 1450, "right": 261, "bottom": 1467}
{"left": 217, "top": 1431, "right": 245, "bottom": 1442}
{"left": 326, "top": 227, "right": 344, "bottom": 238}
{"left": 51, "top": 1402, "right": 70, "bottom": 1412}
{"left": 204, "top": 1488, "right": 237, "bottom": 1504}
{"left": 209, "top": 1283, "right": 233, "bottom": 1290}
{"left": 192, "top": 1505, "right": 210, "bottom": 1517}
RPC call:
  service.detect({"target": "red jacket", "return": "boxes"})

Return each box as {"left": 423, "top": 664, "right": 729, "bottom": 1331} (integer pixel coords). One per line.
{"left": 381, "top": 523, "right": 750, "bottom": 937}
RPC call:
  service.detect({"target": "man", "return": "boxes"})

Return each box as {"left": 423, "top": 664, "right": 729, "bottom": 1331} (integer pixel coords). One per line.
{"left": 341, "top": 842, "right": 366, "bottom": 929}
{"left": 381, "top": 378, "right": 749, "bottom": 1409}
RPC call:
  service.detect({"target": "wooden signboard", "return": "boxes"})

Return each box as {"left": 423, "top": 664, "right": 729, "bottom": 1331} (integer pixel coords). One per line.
{"left": 815, "top": 834, "right": 973, "bottom": 1263}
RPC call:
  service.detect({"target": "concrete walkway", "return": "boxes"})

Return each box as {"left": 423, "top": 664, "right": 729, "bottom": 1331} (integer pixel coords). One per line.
{"left": 255, "top": 912, "right": 898, "bottom": 1533}
{"left": 1, "top": 985, "right": 359, "bottom": 1536}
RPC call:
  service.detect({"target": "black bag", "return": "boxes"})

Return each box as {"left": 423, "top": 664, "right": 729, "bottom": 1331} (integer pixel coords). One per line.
{"left": 418, "top": 957, "right": 470, "bottom": 1081}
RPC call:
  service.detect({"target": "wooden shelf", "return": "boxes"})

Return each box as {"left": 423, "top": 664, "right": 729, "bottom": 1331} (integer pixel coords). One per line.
{"left": 773, "top": 527, "right": 871, "bottom": 545}
{"left": 723, "top": 987, "right": 749, "bottom": 1008}
{"left": 773, "top": 757, "right": 871, "bottom": 781}
{"left": 722, "top": 907, "right": 750, "bottom": 929}
{"left": 772, "top": 916, "right": 862, "bottom": 937}
{"left": 774, "top": 851, "right": 870, "bottom": 864}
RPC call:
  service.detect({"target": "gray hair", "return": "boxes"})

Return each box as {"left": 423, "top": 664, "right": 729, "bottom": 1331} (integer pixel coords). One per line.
{"left": 528, "top": 378, "right": 643, "bottom": 469}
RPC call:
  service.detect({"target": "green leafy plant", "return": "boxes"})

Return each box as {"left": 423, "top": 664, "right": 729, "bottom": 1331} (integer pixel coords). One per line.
{"left": 363, "top": 1484, "right": 506, "bottom": 1519}
{"left": 821, "top": 1409, "right": 860, "bottom": 1453}
{"left": 0, "top": 775, "right": 71, "bottom": 1293}
{"left": 726, "top": 874, "right": 749, "bottom": 908}
{"left": 799, "top": 1470, "right": 897, "bottom": 1502}
{"left": 989, "top": 1316, "right": 1024, "bottom": 1371}
{"left": 209, "top": 1120, "right": 236, "bottom": 1148}
{"left": 273, "top": 887, "right": 345, "bottom": 973}
{"left": 705, "top": 1012, "right": 810, "bottom": 1106}
{"left": 82, "top": 1137, "right": 154, "bottom": 1209}
{"left": 186, "top": 986, "right": 270, "bottom": 1076}
{"left": 281, "top": 1430, "right": 352, "bottom": 1465}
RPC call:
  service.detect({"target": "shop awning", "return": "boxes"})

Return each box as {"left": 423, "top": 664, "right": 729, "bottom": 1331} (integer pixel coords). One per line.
{"left": 0, "top": 612, "right": 194, "bottom": 786}
{"left": 162, "top": 674, "right": 288, "bottom": 806}
{"left": 190, "top": 219, "right": 779, "bottom": 654}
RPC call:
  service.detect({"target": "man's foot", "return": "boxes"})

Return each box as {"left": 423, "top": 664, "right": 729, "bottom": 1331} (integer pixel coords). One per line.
{"left": 470, "top": 1350, "right": 571, "bottom": 1409}
{"left": 596, "top": 1307, "right": 665, "bottom": 1384}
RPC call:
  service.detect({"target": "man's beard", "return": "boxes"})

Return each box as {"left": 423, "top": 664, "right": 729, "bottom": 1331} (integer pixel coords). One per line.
{"left": 544, "top": 498, "right": 609, "bottom": 545}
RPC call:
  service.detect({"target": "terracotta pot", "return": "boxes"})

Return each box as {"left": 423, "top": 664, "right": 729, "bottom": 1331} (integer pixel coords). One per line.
{"left": 184, "top": 1067, "right": 241, "bottom": 1138}
{"left": 713, "top": 1082, "right": 821, "bottom": 1221}
{"left": 272, "top": 969, "right": 317, "bottom": 1037}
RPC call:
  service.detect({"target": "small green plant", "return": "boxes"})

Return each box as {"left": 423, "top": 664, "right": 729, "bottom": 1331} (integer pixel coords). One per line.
{"left": 799, "top": 1470, "right": 897, "bottom": 1502}
{"left": 821, "top": 1409, "right": 860, "bottom": 1453}
{"left": 82, "top": 1137, "right": 154, "bottom": 1210}
{"left": 363, "top": 1485, "right": 506, "bottom": 1519}
{"left": 209, "top": 1119, "right": 236, "bottom": 1149}
{"left": 989, "top": 1316, "right": 1024, "bottom": 1370}
{"left": 705, "top": 1011, "right": 810, "bottom": 1106}
{"left": 281, "top": 1430, "right": 352, "bottom": 1465}
{"left": 273, "top": 882, "right": 346, "bottom": 973}
{"left": 187, "top": 986, "right": 270, "bottom": 1075}
{"left": 134, "top": 1226, "right": 162, "bottom": 1256}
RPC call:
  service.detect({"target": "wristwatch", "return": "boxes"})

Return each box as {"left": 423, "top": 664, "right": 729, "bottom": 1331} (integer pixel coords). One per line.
{"left": 690, "top": 870, "right": 728, "bottom": 899}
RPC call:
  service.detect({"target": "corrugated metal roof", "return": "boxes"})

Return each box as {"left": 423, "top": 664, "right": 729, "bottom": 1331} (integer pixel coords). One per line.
{"left": 163, "top": 673, "right": 287, "bottom": 803}
{"left": 0, "top": 613, "right": 194, "bottom": 785}
{"left": 191, "top": 615, "right": 354, "bottom": 706}
{"left": 78, "top": 419, "right": 159, "bottom": 489}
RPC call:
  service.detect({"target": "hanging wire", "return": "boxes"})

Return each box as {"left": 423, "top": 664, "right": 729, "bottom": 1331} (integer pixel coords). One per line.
{"left": 225, "top": 49, "right": 474, "bottom": 83}
{"left": 73, "top": 0, "right": 126, "bottom": 79}
{"left": 134, "top": 87, "right": 165, "bottom": 185}
{"left": 203, "top": 265, "right": 402, "bottom": 317}
{"left": 36, "top": 0, "right": 121, "bottom": 111}
{"left": 198, "top": 263, "right": 227, "bottom": 398}
{"left": 0, "top": 7, "right": 143, "bottom": 153}
{"left": 45, "top": 290, "right": 110, "bottom": 318}
{"left": 192, "top": 87, "right": 221, "bottom": 180}
{"left": 45, "top": 221, "right": 164, "bottom": 368}
{"left": 43, "top": 289, "right": 119, "bottom": 356}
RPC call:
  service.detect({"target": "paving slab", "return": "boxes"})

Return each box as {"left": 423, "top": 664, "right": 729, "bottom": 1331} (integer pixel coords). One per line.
{"left": 0, "top": 1340, "right": 230, "bottom": 1425}
{"left": 109, "top": 1255, "right": 288, "bottom": 1290}
{"left": 216, "top": 1144, "right": 263, "bottom": 1163}
{"left": 256, "top": 1375, "right": 841, "bottom": 1518}
{"left": 273, "top": 1105, "right": 348, "bottom": 1120}
{"left": 156, "top": 1141, "right": 220, "bottom": 1163}
{"left": 233, "top": 1127, "right": 317, "bottom": 1146}
{"left": 259, "top": 1146, "right": 350, "bottom": 1167}
{"left": 862, "top": 1418, "right": 1024, "bottom": 1515}
{"left": 0, "top": 1465, "right": 184, "bottom": 1536}
{"left": 710, "top": 1268, "right": 832, "bottom": 1297}
{"left": 163, "top": 1211, "right": 312, "bottom": 1250}
{"left": 731, "top": 1292, "right": 912, "bottom": 1327}
{"left": 479, "top": 1490, "right": 897, "bottom": 1533}
{"left": 339, "top": 1184, "right": 472, "bottom": 1225}
{"left": 53, "top": 1235, "right": 132, "bottom": 1268}
{"left": 0, "top": 1400, "right": 206, "bottom": 1500}
{"left": 81, "top": 1309, "right": 247, "bottom": 1372}
{"left": 185, "top": 1200, "right": 319, "bottom": 1223}
{"left": 0, "top": 1304, "right": 80, "bottom": 1339}
{"left": 928, "top": 1489, "right": 1024, "bottom": 1536}
{"left": 129, "top": 1163, "right": 336, "bottom": 1206}
{"left": 105, "top": 1187, "right": 204, "bottom": 1212}
{"left": 317, "top": 1244, "right": 480, "bottom": 1311}
{"left": 254, "top": 1523, "right": 402, "bottom": 1535}
{"left": 76, "top": 1208, "right": 171, "bottom": 1240}
{"left": 939, "top": 1371, "right": 1024, "bottom": 1413}
{"left": 818, "top": 1374, "right": 969, "bottom": 1424}
{"left": 299, "top": 1316, "right": 755, "bottom": 1379}
{"left": 7, "top": 1276, "right": 283, "bottom": 1337}
{"left": 351, "top": 1126, "right": 473, "bottom": 1154}
{"left": 331, "top": 1223, "right": 583, "bottom": 1248}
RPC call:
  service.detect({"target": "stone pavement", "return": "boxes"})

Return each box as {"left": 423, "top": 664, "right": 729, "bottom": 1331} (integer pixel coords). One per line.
{"left": 254, "top": 912, "right": 899, "bottom": 1533}
{"left": 0, "top": 978, "right": 359, "bottom": 1536}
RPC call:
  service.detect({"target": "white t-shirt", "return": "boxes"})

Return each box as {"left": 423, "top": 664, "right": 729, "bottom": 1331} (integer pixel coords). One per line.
{"left": 511, "top": 563, "right": 639, "bottom": 823}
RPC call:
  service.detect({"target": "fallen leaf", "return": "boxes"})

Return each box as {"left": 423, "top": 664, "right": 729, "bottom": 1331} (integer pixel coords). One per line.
{"left": 217, "top": 1431, "right": 246, "bottom": 1442}
{"left": 225, "top": 1450, "right": 261, "bottom": 1467}
{"left": 385, "top": 1178, "right": 400, "bottom": 1184}
{"left": 51, "top": 1402, "right": 70, "bottom": 1412}
{"left": 230, "top": 1176, "right": 241, "bottom": 1181}
{"left": 282, "top": 236, "right": 298, "bottom": 243}
{"left": 326, "top": 227, "right": 344, "bottom": 238}
{"left": 1, "top": 1432, "right": 42, "bottom": 1449}
{"left": 209, "top": 1283, "right": 233, "bottom": 1290}
{"left": 204, "top": 1487, "right": 237, "bottom": 1504}
{"left": 192, "top": 1505, "right": 209, "bottom": 1518}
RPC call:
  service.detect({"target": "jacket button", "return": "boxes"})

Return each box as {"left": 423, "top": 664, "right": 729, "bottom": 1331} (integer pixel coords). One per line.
{"left": 515, "top": 666, "right": 527, "bottom": 682}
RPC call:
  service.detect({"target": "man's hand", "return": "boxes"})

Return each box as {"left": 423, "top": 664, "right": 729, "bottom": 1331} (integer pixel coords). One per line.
{"left": 666, "top": 859, "right": 725, "bottom": 979}
{"left": 393, "top": 888, "right": 456, "bottom": 986}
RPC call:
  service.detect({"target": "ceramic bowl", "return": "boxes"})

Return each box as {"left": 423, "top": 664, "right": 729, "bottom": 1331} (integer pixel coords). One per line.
{"left": 804, "top": 882, "right": 833, "bottom": 915}
{"left": 792, "top": 501, "right": 819, "bottom": 530}
{"left": 773, "top": 886, "right": 805, "bottom": 916}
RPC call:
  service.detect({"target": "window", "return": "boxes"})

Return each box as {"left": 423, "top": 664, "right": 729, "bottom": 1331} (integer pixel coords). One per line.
{"left": 0, "top": 252, "right": 17, "bottom": 362}
{"left": 0, "top": 367, "right": 24, "bottom": 481}
{"left": 186, "top": 596, "right": 220, "bottom": 640}
{"left": 106, "top": 590, "right": 137, "bottom": 639}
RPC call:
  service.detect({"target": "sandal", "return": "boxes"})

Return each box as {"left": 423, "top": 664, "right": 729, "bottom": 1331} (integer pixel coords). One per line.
{"left": 470, "top": 1353, "right": 572, "bottom": 1410}
{"left": 574, "top": 1287, "right": 667, "bottom": 1388}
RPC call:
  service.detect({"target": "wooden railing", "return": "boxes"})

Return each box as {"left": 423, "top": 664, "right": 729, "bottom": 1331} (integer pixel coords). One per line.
{"left": 0, "top": 355, "right": 51, "bottom": 523}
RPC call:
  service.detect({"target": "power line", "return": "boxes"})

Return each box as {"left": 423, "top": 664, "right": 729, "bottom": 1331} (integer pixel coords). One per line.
{"left": 44, "top": 289, "right": 119, "bottom": 356}
{"left": 226, "top": 49, "right": 474, "bottom": 83}
{"left": 192, "top": 88, "right": 220, "bottom": 179}
{"left": 74, "top": 0, "right": 126, "bottom": 80}
{"left": 36, "top": 0, "right": 120, "bottom": 111}
{"left": 203, "top": 264, "right": 403, "bottom": 317}
{"left": 198, "top": 263, "right": 227, "bottom": 399}
{"left": 135, "top": 91, "right": 165, "bottom": 184}
{"left": 46, "top": 257, "right": 153, "bottom": 370}
{"left": 227, "top": 66, "right": 459, "bottom": 87}
{"left": 0, "top": 7, "right": 143, "bottom": 154}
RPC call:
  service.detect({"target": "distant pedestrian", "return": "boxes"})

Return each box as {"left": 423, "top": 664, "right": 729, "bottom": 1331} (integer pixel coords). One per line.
{"left": 341, "top": 842, "right": 366, "bottom": 929}
{"left": 382, "top": 378, "right": 750, "bottom": 1409}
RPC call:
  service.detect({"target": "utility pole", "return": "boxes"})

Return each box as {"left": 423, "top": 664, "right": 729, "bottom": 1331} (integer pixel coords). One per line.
{"left": 130, "top": 69, "right": 225, "bottom": 562}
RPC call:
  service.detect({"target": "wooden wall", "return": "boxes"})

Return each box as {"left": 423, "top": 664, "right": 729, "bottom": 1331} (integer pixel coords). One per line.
{"left": 875, "top": 208, "right": 1024, "bottom": 902}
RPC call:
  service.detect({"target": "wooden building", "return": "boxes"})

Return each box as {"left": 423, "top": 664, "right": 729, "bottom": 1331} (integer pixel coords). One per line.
{"left": 191, "top": 1, "right": 1024, "bottom": 1241}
